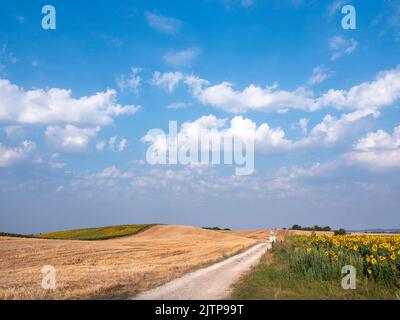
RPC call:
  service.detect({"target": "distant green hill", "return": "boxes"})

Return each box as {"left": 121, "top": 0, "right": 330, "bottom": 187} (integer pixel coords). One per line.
{"left": 34, "top": 224, "right": 155, "bottom": 241}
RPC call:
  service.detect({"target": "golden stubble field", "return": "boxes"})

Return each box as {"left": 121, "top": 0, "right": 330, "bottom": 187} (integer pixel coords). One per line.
{"left": 0, "top": 225, "right": 258, "bottom": 300}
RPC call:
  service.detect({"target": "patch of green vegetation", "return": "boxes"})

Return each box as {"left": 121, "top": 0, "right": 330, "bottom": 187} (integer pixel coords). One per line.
{"left": 35, "top": 224, "right": 155, "bottom": 241}
{"left": 0, "top": 232, "right": 33, "bottom": 238}
{"left": 202, "top": 226, "right": 231, "bottom": 231}
{"left": 290, "top": 224, "right": 333, "bottom": 232}
{"left": 231, "top": 240, "right": 399, "bottom": 300}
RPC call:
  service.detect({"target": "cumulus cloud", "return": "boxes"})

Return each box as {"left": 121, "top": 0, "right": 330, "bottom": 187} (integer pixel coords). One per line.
{"left": 142, "top": 114, "right": 292, "bottom": 156}
{"left": 143, "top": 109, "right": 380, "bottom": 159}
{"left": 329, "top": 36, "right": 358, "bottom": 61}
{"left": 296, "top": 109, "right": 379, "bottom": 148}
{"left": 316, "top": 66, "right": 400, "bottom": 110}
{"left": 0, "top": 79, "right": 140, "bottom": 125}
{"left": 184, "top": 66, "right": 400, "bottom": 113}
{"left": 163, "top": 48, "right": 201, "bottom": 67}
{"left": 346, "top": 125, "right": 400, "bottom": 169}
{"left": 145, "top": 12, "right": 182, "bottom": 34}
{"left": 45, "top": 125, "right": 99, "bottom": 152}
{"left": 185, "top": 75, "right": 315, "bottom": 113}
{"left": 0, "top": 140, "right": 35, "bottom": 167}
{"left": 151, "top": 71, "right": 184, "bottom": 93}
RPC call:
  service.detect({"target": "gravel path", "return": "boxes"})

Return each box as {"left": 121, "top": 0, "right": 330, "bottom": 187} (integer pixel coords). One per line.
{"left": 133, "top": 242, "right": 270, "bottom": 300}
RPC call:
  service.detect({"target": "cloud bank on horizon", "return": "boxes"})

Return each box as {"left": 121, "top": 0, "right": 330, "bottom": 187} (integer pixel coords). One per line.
{"left": 0, "top": 0, "right": 400, "bottom": 233}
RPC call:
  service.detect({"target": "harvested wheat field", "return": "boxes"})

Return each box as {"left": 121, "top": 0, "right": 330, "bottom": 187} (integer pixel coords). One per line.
{"left": 0, "top": 225, "right": 258, "bottom": 300}
{"left": 224, "top": 230, "right": 269, "bottom": 241}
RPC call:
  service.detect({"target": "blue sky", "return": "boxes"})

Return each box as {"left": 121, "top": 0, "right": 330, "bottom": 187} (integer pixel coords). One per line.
{"left": 1, "top": 0, "right": 400, "bottom": 233}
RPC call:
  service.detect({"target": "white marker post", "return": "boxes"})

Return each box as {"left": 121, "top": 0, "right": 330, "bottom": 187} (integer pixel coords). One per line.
{"left": 269, "top": 229, "right": 277, "bottom": 249}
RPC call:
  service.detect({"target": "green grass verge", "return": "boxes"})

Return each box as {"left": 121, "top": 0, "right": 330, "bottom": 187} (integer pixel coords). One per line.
{"left": 230, "top": 240, "right": 400, "bottom": 300}
{"left": 34, "top": 224, "right": 155, "bottom": 241}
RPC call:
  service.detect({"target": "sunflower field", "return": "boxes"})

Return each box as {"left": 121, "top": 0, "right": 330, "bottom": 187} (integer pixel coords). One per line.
{"left": 289, "top": 234, "right": 400, "bottom": 284}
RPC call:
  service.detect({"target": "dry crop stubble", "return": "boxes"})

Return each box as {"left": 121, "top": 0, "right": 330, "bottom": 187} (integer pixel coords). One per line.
{"left": 0, "top": 225, "right": 258, "bottom": 299}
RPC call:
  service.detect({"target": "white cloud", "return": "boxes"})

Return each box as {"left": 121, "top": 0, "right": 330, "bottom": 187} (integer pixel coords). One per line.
{"left": 96, "top": 140, "right": 106, "bottom": 151}
{"left": 0, "top": 79, "right": 140, "bottom": 125}
{"left": 151, "top": 71, "right": 184, "bottom": 93}
{"left": 274, "top": 161, "right": 339, "bottom": 186}
{"left": 96, "top": 137, "right": 127, "bottom": 152}
{"left": 308, "top": 65, "right": 333, "bottom": 85}
{"left": 184, "top": 66, "right": 400, "bottom": 113}
{"left": 50, "top": 162, "right": 66, "bottom": 169}
{"left": 346, "top": 126, "right": 400, "bottom": 169}
{"left": 163, "top": 48, "right": 201, "bottom": 67}
{"left": 45, "top": 125, "right": 98, "bottom": 152}
{"left": 97, "top": 166, "right": 132, "bottom": 179}
{"left": 316, "top": 66, "right": 400, "bottom": 111}
{"left": 167, "top": 102, "right": 190, "bottom": 109}
{"left": 291, "top": 118, "right": 309, "bottom": 134}
{"left": 108, "top": 136, "right": 128, "bottom": 152}
{"left": 4, "top": 125, "right": 25, "bottom": 140}
{"left": 109, "top": 136, "right": 118, "bottom": 151}
{"left": 296, "top": 109, "right": 379, "bottom": 148}
{"left": 143, "top": 109, "right": 380, "bottom": 157}
{"left": 185, "top": 75, "right": 315, "bottom": 113}
{"left": 142, "top": 114, "right": 292, "bottom": 155}
{"left": 329, "top": 36, "right": 358, "bottom": 61}
{"left": 118, "top": 138, "right": 128, "bottom": 152}
{"left": 145, "top": 12, "right": 182, "bottom": 34}
{"left": 0, "top": 140, "right": 35, "bottom": 167}
{"left": 346, "top": 150, "right": 400, "bottom": 169}
{"left": 116, "top": 67, "right": 142, "bottom": 93}
{"left": 354, "top": 127, "right": 400, "bottom": 151}
{"left": 231, "top": 116, "right": 292, "bottom": 152}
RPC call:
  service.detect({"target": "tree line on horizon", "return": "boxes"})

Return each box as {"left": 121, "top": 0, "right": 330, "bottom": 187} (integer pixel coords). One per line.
{"left": 289, "top": 224, "right": 346, "bottom": 235}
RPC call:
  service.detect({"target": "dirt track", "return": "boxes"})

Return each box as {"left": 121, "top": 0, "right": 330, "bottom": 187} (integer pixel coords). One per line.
{"left": 133, "top": 242, "right": 269, "bottom": 300}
